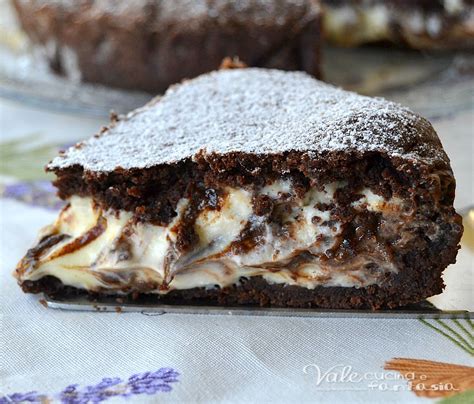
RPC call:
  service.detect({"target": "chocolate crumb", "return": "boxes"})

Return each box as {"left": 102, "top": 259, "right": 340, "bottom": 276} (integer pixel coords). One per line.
{"left": 38, "top": 298, "right": 48, "bottom": 308}
{"left": 220, "top": 57, "right": 247, "bottom": 70}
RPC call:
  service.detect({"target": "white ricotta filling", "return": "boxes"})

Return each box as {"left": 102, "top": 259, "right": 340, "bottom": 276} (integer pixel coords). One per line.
{"left": 18, "top": 182, "right": 403, "bottom": 293}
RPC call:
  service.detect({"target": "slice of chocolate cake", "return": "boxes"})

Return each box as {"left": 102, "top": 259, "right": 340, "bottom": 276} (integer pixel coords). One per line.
{"left": 323, "top": 0, "right": 474, "bottom": 49}
{"left": 15, "top": 68, "right": 463, "bottom": 309}
{"left": 12, "top": 0, "right": 322, "bottom": 92}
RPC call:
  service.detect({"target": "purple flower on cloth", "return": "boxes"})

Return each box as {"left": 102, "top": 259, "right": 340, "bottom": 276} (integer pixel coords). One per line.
{"left": 0, "top": 391, "right": 46, "bottom": 403}
{"left": 60, "top": 377, "right": 123, "bottom": 404}
{"left": 0, "top": 368, "right": 180, "bottom": 403}
{"left": 127, "top": 368, "right": 180, "bottom": 395}
{"left": 0, "top": 181, "right": 64, "bottom": 210}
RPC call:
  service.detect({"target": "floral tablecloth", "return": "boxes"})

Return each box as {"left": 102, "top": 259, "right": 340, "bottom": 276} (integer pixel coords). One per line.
{"left": 0, "top": 98, "right": 473, "bottom": 404}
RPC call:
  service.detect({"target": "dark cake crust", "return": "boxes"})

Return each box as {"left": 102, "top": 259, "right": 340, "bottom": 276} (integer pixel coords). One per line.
{"left": 13, "top": 0, "right": 322, "bottom": 92}
{"left": 22, "top": 276, "right": 445, "bottom": 310}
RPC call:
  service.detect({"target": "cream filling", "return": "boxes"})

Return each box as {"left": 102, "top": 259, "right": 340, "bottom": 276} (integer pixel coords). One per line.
{"left": 324, "top": 1, "right": 472, "bottom": 45}
{"left": 18, "top": 182, "right": 403, "bottom": 294}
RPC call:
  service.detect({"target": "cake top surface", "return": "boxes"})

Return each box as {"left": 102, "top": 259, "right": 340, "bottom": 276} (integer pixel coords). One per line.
{"left": 49, "top": 68, "right": 447, "bottom": 172}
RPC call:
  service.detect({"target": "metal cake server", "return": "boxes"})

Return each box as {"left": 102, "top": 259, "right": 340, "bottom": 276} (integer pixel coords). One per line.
{"left": 42, "top": 295, "right": 472, "bottom": 319}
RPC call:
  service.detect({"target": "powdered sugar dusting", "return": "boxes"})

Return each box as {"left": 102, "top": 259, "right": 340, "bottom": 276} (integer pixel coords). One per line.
{"left": 49, "top": 68, "right": 448, "bottom": 172}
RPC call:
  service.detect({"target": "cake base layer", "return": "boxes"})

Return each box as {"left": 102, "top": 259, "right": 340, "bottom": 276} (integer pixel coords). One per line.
{"left": 22, "top": 257, "right": 447, "bottom": 309}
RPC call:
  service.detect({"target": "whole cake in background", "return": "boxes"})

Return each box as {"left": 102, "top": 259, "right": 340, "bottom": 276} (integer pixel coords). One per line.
{"left": 323, "top": 0, "right": 474, "bottom": 49}
{"left": 11, "top": 0, "right": 322, "bottom": 92}
{"left": 12, "top": 1, "right": 474, "bottom": 94}
{"left": 15, "top": 68, "right": 463, "bottom": 309}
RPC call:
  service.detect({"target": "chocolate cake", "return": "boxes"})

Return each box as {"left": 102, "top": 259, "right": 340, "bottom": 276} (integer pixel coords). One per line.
{"left": 12, "top": 0, "right": 322, "bottom": 92}
{"left": 323, "top": 0, "right": 474, "bottom": 49}
{"left": 15, "top": 68, "right": 463, "bottom": 309}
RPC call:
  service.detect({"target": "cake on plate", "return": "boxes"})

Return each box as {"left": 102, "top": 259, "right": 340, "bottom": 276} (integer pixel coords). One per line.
{"left": 15, "top": 68, "right": 463, "bottom": 309}
{"left": 12, "top": 0, "right": 322, "bottom": 92}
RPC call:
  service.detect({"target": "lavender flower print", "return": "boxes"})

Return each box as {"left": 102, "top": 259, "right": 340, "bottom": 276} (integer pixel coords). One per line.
{"left": 60, "top": 377, "right": 123, "bottom": 404}
{"left": 0, "top": 368, "right": 180, "bottom": 403}
{"left": 127, "top": 368, "right": 180, "bottom": 395}
{"left": 0, "top": 391, "right": 46, "bottom": 403}
{"left": 1, "top": 181, "right": 64, "bottom": 210}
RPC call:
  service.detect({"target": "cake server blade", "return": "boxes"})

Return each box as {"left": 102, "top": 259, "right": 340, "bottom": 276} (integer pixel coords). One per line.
{"left": 42, "top": 295, "right": 472, "bottom": 319}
